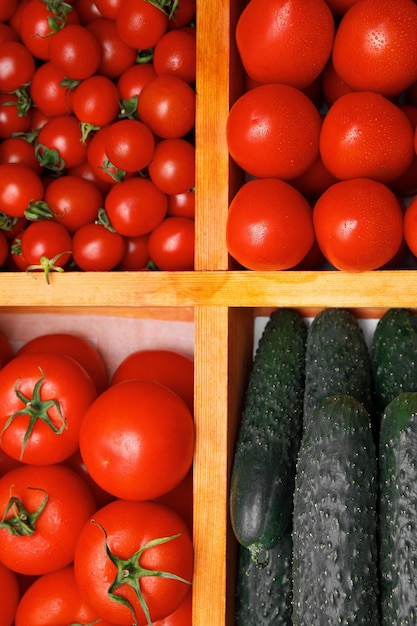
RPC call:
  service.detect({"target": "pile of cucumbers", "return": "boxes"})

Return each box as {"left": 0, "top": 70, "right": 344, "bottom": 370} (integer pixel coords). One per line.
{"left": 230, "top": 307, "right": 417, "bottom": 625}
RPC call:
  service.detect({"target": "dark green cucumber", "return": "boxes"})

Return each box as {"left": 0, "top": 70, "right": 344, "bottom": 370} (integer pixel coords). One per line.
{"left": 229, "top": 308, "right": 307, "bottom": 564}
{"left": 371, "top": 307, "right": 417, "bottom": 416}
{"left": 235, "top": 527, "right": 292, "bottom": 626}
{"left": 303, "top": 308, "right": 373, "bottom": 427}
{"left": 292, "top": 394, "right": 379, "bottom": 626}
{"left": 379, "top": 391, "right": 417, "bottom": 625}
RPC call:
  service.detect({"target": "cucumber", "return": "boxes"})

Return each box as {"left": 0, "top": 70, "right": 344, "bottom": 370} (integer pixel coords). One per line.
{"left": 379, "top": 391, "right": 417, "bottom": 625}
{"left": 292, "top": 394, "right": 379, "bottom": 625}
{"left": 229, "top": 308, "right": 307, "bottom": 564}
{"left": 303, "top": 308, "right": 373, "bottom": 427}
{"left": 235, "top": 528, "right": 292, "bottom": 626}
{"left": 371, "top": 307, "right": 417, "bottom": 416}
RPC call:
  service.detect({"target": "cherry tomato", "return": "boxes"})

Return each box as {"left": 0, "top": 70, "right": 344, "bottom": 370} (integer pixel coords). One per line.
{"left": 0, "top": 560, "right": 19, "bottom": 626}
{"left": 0, "top": 40, "right": 35, "bottom": 92}
{"left": 0, "top": 93, "right": 32, "bottom": 139}
{"left": 110, "top": 348, "right": 194, "bottom": 412}
{"left": 68, "top": 158, "right": 113, "bottom": 195}
{"left": 48, "top": 23, "right": 102, "bottom": 80}
{"left": 0, "top": 137, "right": 42, "bottom": 175}
{"left": 0, "top": 22, "right": 18, "bottom": 44}
{"left": 94, "top": 0, "right": 124, "bottom": 19}
{"left": 148, "top": 216, "right": 194, "bottom": 271}
{"left": 0, "top": 463, "right": 96, "bottom": 575}
{"left": 235, "top": 0, "right": 334, "bottom": 89}
{"left": 73, "top": 499, "right": 193, "bottom": 625}
{"left": 404, "top": 196, "right": 417, "bottom": 258}
{"left": 167, "top": 190, "right": 195, "bottom": 219}
{"left": 16, "top": 332, "right": 108, "bottom": 395}
{"left": 0, "top": 163, "right": 44, "bottom": 218}
{"left": 227, "top": 83, "right": 321, "bottom": 179}
{"left": 153, "top": 27, "right": 196, "bottom": 83}
{"left": 71, "top": 74, "right": 120, "bottom": 128}
{"left": 79, "top": 379, "right": 194, "bottom": 500}
{"left": 72, "top": 222, "right": 127, "bottom": 271}
{"left": 20, "top": 221, "right": 72, "bottom": 279}
{"left": 73, "top": 0, "right": 103, "bottom": 24}
{"left": 105, "top": 119, "right": 155, "bottom": 172}
{"left": 0, "top": 352, "right": 97, "bottom": 464}
{"left": 320, "top": 91, "right": 415, "bottom": 184}
{"left": 0, "top": 0, "right": 17, "bottom": 22}
{"left": 313, "top": 178, "right": 404, "bottom": 272}
{"left": 117, "top": 62, "right": 157, "bottom": 104}
{"left": 14, "top": 565, "right": 116, "bottom": 626}
{"left": 138, "top": 74, "right": 196, "bottom": 139}
{"left": 117, "top": 234, "right": 151, "bottom": 270}
{"left": 148, "top": 138, "right": 195, "bottom": 195}
{"left": 332, "top": 0, "right": 417, "bottom": 97}
{"left": 87, "top": 17, "right": 138, "bottom": 79}
{"left": 168, "top": 0, "right": 196, "bottom": 29}
{"left": 116, "top": 0, "right": 169, "bottom": 49}
{"left": 86, "top": 124, "right": 125, "bottom": 184}
{"left": 226, "top": 178, "right": 315, "bottom": 271}
{"left": 105, "top": 176, "right": 168, "bottom": 236}
{"left": 45, "top": 174, "right": 103, "bottom": 234}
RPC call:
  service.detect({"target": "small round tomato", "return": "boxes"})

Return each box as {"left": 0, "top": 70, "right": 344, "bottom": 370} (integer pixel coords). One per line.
{"left": 0, "top": 463, "right": 96, "bottom": 576}
{"left": 116, "top": 0, "right": 169, "bottom": 49}
{"left": 320, "top": 91, "right": 415, "bottom": 183}
{"left": 0, "top": 560, "right": 19, "bottom": 626}
{"left": 14, "top": 565, "right": 116, "bottom": 626}
{"left": 0, "top": 163, "right": 44, "bottom": 218}
{"left": 0, "top": 40, "right": 36, "bottom": 92}
{"left": 94, "top": 0, "right": 124, "bottom": 19}
{"left": 0, "top": 93, "right": 32, "bottom": 139}
{"left": 19, "top": 0, "right": 79, "bottom": 60}
{"left": 117, "top": 62, "right": 157, "bottom": 103}
{"left": 332, "top": 0, "right": 417, "bottom": 98}
{"left": 148, "top": 216, "right": 194, "bottom": 271}
{"left": 20, "top": 221, "right": 72, "bottom": 280}
{"left": 235, "top": 0, "right": 334, "bottom": 89}
{"left": 86, "top": 124, "right": 126, "bottom": 184}
{"left": 226, "top": 178, "right": 315, "bottom": 270}
{"left": 87, "top": 16, "right": 137, "bottom": 78}
{"left": 72, "top": 222, "right": 126, "bottom": 271}
{"left": 105, "top": 119, "right": 155, "bottom": 172}
{"left": 45, "top": 174, "right": 103, "bottom": 234}
{"left": 117, "top": 234, "right": 150, "bottom": 270}
{"left": 313, "top": 178, "right": 404, "bottom": 272}
{"left": 48, "top": 24, "right": 102, "bottom": 80}
{"left": 227, "top": 83, "right": 321, "bottom": 179}
{"left": 71, "top": 74, "right": 120, "bottom": 128}
{"left": 73, "top": 499, "right": 193, "bottom": 626}
{"left": 404, "top": 196, "right": 417, "bottom": 258}
{"left": 105, "top": 176, "right": 168, "bottom": 236}
{"left": 36, "top": 115, "right": 88, "bottom": 171}
{"left": 0, "top": 352, "right": 97, "bottom": 464}
{"left": 110, "top": 348, "right": 194, "bottom": 412}
{"left": 29, "top": 62, "right": 74, "bottom": 117}
{"left": 0, "top": 137, "right": 42, "bottom": 175}
{"left": 0, "top": 0, "right": 18, "bottom": 22}
{"left": 168, "top": 0, "right": 195, "bottom": 29}
{"left": 153, "top": 27, "right": 196, "bottom": 83}
{"left": 148, "top": 138, "right": 195, "bottom": 195}
{"left": 167, "top": 190, "right": 195, "bottom": 219}
{"left": 16, "top": 332, "right": 108, "bottom": 395}
{"left": 79, "top": 379, "right": 194, "bottom": 500}
{"left": 138, "top": 74, "right": 195, "bottom": 139}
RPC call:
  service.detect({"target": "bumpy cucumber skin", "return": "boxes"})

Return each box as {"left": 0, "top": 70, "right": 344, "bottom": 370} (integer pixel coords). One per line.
{"left": 235, "top": 529, "right": 292, "bottom": 626}
{"left": 303, "top": 308, "right": 373, "bottom": 427}
{"left": 379, "top": 391, "right": 417, "bottom": 625}
{"left": 292, "top": 394, "right": 379, "bottom": 626}
{"left": 371, "top": 308, "right": 417, "bottom": 416}
{"left": 229, "top": 308, "right": 307, "bottom": 559}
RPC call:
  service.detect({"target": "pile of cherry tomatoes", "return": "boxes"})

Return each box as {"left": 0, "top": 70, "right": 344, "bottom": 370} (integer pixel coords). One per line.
{"left": 0, "top": 329, "right": 194, "bottom": 625}
{"left": 226, "top": 0, "right": 417, "bottom": 272}
{"left": 0, "top": 0, "right": 196, "bottom": 276}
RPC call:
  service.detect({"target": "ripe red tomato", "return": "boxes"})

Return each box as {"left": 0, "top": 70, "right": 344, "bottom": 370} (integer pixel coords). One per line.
{"left": 117, "top": 62, "right": 157, "bottom": 105}
{"left": 332, "top": 0, "right": 417, "bottom": 97}
{"left": 14, "top": 565, "right": 116, "bottom": 626}
{"left": 227, "top": 83, "right": 321, "bottom": 179}
{"left": 153, "top": 588, "right": 192, "bottom": 626}
{"left": 105, "top": 119, "right": 155, "bottom": 172}
{"left": 72, "top": 222, "right": 127, "bottom": 271}
{"left": 44, "top": 174, "right": 103, "bottom": 234}
{"left": 116, "top": 0, "right": 169, "bottom": 49}
{"left": 313, "top": 178, "right": 404, "bottom": 271}
{"left": 94, "top": 0, "right": 124, "bottom": 19}
{"left": 148, "top": 216, "right": 195, "bottom": 271}
{"left": 0, "top": 463, "right": 96, "bottom": 576}
{"left": 71, "top": 74, "right": 120, "bottom": 128}
{"left": 0, "top": 40, "right": 35, "bottom": 92}
{"left": 0, "top": 93, "right": 32, "bottom": 139}
{"left": 20, "top": 221, "right": 72, "bottom": 279}
{"left": 0, "top": 352, "right": 96, "bottom": 464}
{"left": 111, "top": 348, "right": 194, "bottom": 412}
{"left": 320, "top": 91, "right": 415, "bottom": 183}
{"left": 167, "top": 190, "right": 195, "bottom": 219}
{"left": 36, "top": 115, "right": 88, "bottom": 171}
{"left": 104, "top": 176, "right": 168, "bottom": 237}
{"left": 0, "top": 163, "right": 44, "bottom": 218}
{"left": 321, "top": 59, "right": 353, "bottom": 107}
{"left": 226, "top": 178, "right": 315, "bottom": 270}
{"left": 153, "top": 27, "right": 196, "bottom": 83}
{"left": 86, "top": 124, "right": 123, "bottom": 183}
{"left": 235, "top": 0, "right": 334, "bottom": 89}
{"left": 48, "top": 24, "right": 102, "bottom": 80}
{"left": 79, "top": 379, "right": 194, "bottom": 500}
{"left": 87, "top": 17, "right": 137, "bottom": 78}
{"left": 0, "top": 0, "right": 17, "bottom": 22}
{"left": 117, "top": 234, "right": 150, "bottom": 270}
{"left": 16, "top": 332, "right": 108, "bottom": 395}
{"left": 168, "top": 0, "right": 196, "bottom": 29}
{"left": 0, "top": 560, "right": 19, "bottom": 626}
{"left": 138, "top": 74, "right": 196, "bottom": 139}
{"left": 148, "top": 138, "right": 195, "bottom": 195}
{"left": 154, "top": 468, "right": 193, "bottom": 533}
{"left": 73, "top": 499, "right": 193, "bottom": 626}
{"left": 404, "top": 196, "right": 417, "bottom": 258}
{"left": 0, "top": 137, "right": 42, "bottom": 175}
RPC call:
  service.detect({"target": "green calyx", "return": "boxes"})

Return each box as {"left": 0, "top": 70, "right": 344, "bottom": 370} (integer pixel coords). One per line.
{"left": 26, "top": 250, "right": 72, "bottom": 284}
{"left": 0, "top": 367, "right": 66, "bottom": 460}
{"left": 93, "top": 520, "right": 192, "bottom": 626}
{"left": 44, "top": 0, "right": 74, "bottom": 34}
{"left": 0, "top": 487, "right": 48, "bottom": 536}
{"left": 144, "top": 0, "right": 179, "bottom": 19}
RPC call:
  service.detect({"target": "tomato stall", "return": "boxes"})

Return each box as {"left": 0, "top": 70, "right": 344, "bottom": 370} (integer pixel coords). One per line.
{"left": 0, "top": 0, "right": 416, "bottom": 624}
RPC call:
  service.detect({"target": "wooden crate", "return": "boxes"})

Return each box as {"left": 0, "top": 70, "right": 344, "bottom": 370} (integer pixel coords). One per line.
{"left": 1, "top": 1, "right": 417, "bottom": 625}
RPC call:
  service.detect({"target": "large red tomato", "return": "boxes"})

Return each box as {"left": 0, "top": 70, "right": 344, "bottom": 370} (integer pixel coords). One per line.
{"left": 79, "top": 379, "right": 194, "bottom": 500}
{"left": 73, "top": 499, "right": 193, "bottom": 626}
{"left": 236, "top": 0, "right": 334, "bottom": 89}
{"left": 332, "top": 0, "right": 417, "bottom": 97}
{"left": 226, "top": 178, "right": 315, "bottom": 270}
{"left": 0, "top": 352, "right": 97, "bottom": 464}
{"left": 0, "top": 463, "right": 96, "bottom": 575}
{"left": 227, "top": 83, "right": 321, "bottom": 179}
{"left": 0, "top": 560, "right": 19, "bottom": 626}
{"left": 313, "top": 177, "right": 404, "bottom": 271}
